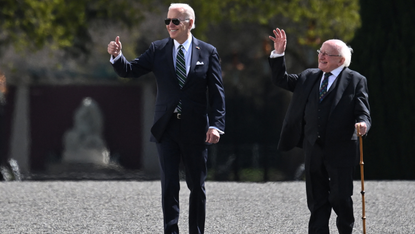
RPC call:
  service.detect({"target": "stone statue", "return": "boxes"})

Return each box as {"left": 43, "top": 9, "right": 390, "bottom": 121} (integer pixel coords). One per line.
{"left": 62, "top": 97, "right": 109, "bottom": 165}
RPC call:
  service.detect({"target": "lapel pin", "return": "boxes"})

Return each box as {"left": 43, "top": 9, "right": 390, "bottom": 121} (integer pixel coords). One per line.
{"left": 196, "top": 46, "right": 200, "bottom": 50}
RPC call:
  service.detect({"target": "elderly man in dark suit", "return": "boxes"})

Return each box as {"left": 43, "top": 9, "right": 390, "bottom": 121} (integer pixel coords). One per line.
{"left": 268, "top": 28, "right": 371, "bottom": 234}
{"left": 107, "top": 3, "right": 225, "bottom": 234}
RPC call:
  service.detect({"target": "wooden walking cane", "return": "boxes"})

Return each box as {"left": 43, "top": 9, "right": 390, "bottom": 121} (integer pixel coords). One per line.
{"left": 357, "top": 124, "right": 366, "bottom": 234}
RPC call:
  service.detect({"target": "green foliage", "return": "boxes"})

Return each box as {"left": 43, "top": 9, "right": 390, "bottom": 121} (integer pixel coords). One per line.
{"left": 176, "top": 0, "right": 360, "bottom": 46}
{"left": 1, "top": 0, "right": 360, "bottom": 55}
{"left": 351, "top": 0, "right": 415, "bottom": 179}
{"left": 0, "top": 0, "right": 153, "bottom": 54}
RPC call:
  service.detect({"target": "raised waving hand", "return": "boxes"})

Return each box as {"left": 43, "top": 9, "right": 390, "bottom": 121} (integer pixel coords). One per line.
{"left": 269, "top": 28, "right": 287, "bottom": 54}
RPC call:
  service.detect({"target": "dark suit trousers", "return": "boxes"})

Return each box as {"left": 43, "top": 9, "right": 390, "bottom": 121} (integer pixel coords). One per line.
{"left": 303, "top": 140, "right": 355, "bottom": 234}
{"left": 156, "top": 115, "right": 208, "bottom": 234}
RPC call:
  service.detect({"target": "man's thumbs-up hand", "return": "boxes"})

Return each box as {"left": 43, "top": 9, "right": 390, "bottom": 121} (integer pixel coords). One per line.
{"left": 107, "top": 36, "right": 122, "bottom": 57}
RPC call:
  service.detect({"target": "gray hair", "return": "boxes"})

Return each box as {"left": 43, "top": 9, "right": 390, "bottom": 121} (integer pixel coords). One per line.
{"left": 169, "top": 3, "right": 196, "bottom": 30}
{"left": 326, "top": 39, "right": 353, "bottom": 67}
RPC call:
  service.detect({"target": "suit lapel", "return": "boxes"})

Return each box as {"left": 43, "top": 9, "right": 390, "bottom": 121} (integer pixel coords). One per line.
{"left": 330, "top": 68, "right": 351, "bottom": 114}
{"left": 184, "top": 36, "right": 199, "bottom": 88}
{"left": 301, "top": 71, "right": 322, "bottom": 103}
{"left": 166, "top": 39, "right": 177, "bottom": 80}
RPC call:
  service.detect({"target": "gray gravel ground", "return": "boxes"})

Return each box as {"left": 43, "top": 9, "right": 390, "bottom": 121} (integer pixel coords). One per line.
{"left": 1, "top": 180, "right": 414, "bottom": 233}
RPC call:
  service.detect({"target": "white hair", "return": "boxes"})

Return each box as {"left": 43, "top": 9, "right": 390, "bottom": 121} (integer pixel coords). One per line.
{"left": 326, "top": 39, "right": 353, "bottom": 67}
{"left": 169, "top": 3, "right": 196, "bottom": 30}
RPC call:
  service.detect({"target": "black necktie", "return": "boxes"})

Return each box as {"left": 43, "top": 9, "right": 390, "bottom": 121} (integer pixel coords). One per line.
{"left": 176, "top": 45, "right": 186, "bottom": 113}
{"left": 319, "top": 72, "right": 331, "bottom": 103}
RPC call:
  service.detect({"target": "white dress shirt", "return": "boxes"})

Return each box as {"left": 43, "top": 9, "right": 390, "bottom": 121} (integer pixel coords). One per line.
{"left": 319, "top": 65, "right": 344, "bottom": 90}
{"left": 173, "top": 37, "right": 192, "bottom": 76}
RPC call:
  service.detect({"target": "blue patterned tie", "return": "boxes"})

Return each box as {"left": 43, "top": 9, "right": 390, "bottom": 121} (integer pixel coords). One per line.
{"left": 176, "top": 45, "right": 186, "bottom": 113}
{"left": 319, "top": 72, "right": 331, "bottom": 103}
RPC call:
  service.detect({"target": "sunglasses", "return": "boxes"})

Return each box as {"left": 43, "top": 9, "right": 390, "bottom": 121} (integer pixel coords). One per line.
{"left": 164, "top": 18, "right": 189, "bottom": 25}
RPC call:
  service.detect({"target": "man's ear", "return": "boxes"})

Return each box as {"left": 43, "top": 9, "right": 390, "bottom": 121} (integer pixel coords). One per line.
{"left": 339, "top": 57, "right": 346, "bottom": 66}
{"left": 188, "top": 19, "right": 194, "bottom": 29}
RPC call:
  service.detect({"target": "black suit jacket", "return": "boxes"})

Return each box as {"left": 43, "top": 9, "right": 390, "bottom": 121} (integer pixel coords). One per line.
{"left": 113, "top": 36, "right": 225, "bottom": 143}
{"left": 269, "top": 56, "right": 371, "bottom": 161}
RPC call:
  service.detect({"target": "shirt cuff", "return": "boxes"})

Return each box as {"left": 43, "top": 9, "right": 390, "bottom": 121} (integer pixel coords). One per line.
{"left": 270, "top": 50, "right": 284, "bottom": 58}
{"left": 109, "top": 51, "right": 122, "bottom": 64}
{"left": 209, "top": 126, "right": 224, "bottom": 135}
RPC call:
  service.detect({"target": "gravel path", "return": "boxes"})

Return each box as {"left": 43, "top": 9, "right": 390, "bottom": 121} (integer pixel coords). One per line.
{"left": 1, "top": 181, "right": 414, "bottom": 233}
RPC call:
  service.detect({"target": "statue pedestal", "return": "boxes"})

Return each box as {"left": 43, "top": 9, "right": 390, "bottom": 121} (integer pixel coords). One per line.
{"left": 63, "top": 148, "right": 109, "bottom": 165}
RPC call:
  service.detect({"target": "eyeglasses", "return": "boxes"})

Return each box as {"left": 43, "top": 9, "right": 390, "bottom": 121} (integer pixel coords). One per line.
{"left": 164, "top": 18, "right": 189, "bottom": 25}
{"left": 317, "top": 50, "right": 341, "bottom": 57}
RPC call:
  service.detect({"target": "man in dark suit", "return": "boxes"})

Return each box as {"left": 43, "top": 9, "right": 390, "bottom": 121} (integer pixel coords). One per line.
{"left": 268, "top": 28, "right": 371, "bottom": 234}
{"left": 107, "top": 3, "right": 225, "bottom": 234}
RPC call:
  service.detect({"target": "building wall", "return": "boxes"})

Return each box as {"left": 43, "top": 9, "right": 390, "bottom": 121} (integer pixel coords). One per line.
{"left": 5, "top": 84, "right": 155, "bottom": 173}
